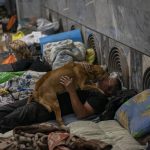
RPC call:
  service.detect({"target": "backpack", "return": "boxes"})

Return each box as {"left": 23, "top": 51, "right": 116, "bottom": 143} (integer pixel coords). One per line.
{"left": 100, "top": 89, "right": 138, "bottom": 120}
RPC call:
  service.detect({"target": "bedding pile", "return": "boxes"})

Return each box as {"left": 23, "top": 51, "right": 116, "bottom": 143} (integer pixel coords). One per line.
{"left": 43, "top": 39, "right": 86, "bottom": 70}
{"left": 0, "top": 123, "right": 112, "bottom": 150}
{"left": 0, "top": 71, "right": 45, "bottom": 106}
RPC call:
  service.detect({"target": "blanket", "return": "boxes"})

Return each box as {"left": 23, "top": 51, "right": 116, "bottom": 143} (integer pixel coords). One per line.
{"left": 0, "top": 123, "right": 112, "bottom": 150}
{"left": 48, "top": 132, "right": 112, "bottom": 150}
{"left": 43, "top": 40, "right": 86, "bottom": 70}
{"left": 0, "top": 72, "right": 24, "bottom": 84}
{"left": 0, "top": 71, "right": 45, "bottom": 106}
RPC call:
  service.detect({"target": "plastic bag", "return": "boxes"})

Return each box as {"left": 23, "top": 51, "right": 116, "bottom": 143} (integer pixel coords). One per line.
{"left": 37, "top": 18, "right": 59, "bottom": 34}
{"left": 12, "top": 31, "right": 24, "bottom": 41}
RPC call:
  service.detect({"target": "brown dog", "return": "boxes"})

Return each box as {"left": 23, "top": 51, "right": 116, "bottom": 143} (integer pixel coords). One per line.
{"left": 29, "top": 62, "right": 108, "bottom": 128}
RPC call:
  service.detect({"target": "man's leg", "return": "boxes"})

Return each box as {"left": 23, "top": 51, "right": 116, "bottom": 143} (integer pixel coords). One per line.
{"left": 0, "top": 99, "right": 27, "bottom": 119}
{"left": 0, "top": 100, "right": 52, "bottom": 133}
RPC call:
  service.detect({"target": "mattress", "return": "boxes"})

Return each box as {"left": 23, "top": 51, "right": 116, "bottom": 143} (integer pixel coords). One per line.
{"left": 68, "top": 120, "right": 146, "bottom": 150}
{"left": 0, "top": 116, "right": 146, "bottom": 150}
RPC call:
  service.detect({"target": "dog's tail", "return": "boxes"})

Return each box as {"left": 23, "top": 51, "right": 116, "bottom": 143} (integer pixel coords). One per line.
{"left": 27, "top": 94, "right": 34, "bottom": 104}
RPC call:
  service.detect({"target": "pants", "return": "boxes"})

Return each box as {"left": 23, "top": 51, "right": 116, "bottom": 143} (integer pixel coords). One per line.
{"left": 0, "top": 98, "right": 54, "bottom": 133}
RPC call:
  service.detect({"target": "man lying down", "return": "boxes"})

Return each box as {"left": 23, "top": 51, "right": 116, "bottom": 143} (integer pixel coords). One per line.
{"left": 0, "top": 62, "right": 122, "bottom": 133}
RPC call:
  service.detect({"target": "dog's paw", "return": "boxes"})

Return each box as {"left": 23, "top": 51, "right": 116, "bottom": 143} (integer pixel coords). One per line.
{"left": 60, "top": 125, "right": 70, "bottom": 132}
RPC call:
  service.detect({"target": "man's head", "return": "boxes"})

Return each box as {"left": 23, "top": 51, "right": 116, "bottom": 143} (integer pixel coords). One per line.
{"left": 98, "top": 76, "right": 122, "bottom": 96}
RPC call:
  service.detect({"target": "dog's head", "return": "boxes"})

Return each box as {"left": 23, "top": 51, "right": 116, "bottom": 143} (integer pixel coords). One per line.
{"left": 88, "top": 64, "right": 109, "bottom": 81}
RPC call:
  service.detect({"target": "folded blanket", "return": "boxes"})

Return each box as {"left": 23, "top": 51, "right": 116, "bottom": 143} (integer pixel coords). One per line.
{"left": 43, "top": 39, "right": 86, "bottom": 70}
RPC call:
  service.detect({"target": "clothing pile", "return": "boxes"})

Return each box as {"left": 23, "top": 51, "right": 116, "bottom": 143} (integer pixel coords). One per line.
{"left": 0, "top": 71, "right": 45, "bottom": 106}
{"left": 43, "top": 39, "right": 86, "bottom": 70}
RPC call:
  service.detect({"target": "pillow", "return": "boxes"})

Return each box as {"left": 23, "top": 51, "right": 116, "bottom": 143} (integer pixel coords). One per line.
{"left": 40, "top": 29, "right": 83, "bottom": 54}
{"left": 115, "top": 89, "right": 150, "bottom": 138}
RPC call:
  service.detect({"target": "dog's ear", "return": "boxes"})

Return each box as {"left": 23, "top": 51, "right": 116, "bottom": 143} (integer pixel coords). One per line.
{"left": 100, "top": 64, "right": 108, "bottom": 72}
{"left": 93, "top": 65, "right": 109, "bottom": 80}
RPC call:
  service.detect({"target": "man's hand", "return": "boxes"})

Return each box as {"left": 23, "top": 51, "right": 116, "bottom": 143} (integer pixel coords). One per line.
{"left": 60, "top": 75, "right": 95, "bottom": 119}
{"left": 60, "top": 76, "right": 75, "bottom": 93}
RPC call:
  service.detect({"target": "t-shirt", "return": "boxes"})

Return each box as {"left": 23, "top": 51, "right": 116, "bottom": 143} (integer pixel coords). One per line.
{"left": 57, "top": 89, "right": 108, "bottom": 116}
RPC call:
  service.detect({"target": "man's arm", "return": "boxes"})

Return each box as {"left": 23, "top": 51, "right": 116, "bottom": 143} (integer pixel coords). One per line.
{"left": 60, "top": 76, "right": 95, "bottom": 119}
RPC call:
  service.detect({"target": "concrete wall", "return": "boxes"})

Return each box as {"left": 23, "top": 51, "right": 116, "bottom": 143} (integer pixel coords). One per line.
{"left": 43, "top": 0, "right": 150, "bottom": 56}
{"left": 16, "top": 0, "right": 42, "bottom": 19}
{"left": 15, "top": 0, "right": 146, "bottom": 90}
{"left": 40, "top": 0, "right": 150, "bottom": 90}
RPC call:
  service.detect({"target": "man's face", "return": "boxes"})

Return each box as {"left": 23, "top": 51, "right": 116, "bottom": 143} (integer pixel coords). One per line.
{"left": 104, "top": 78, "right": 116, "bottom": 96}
